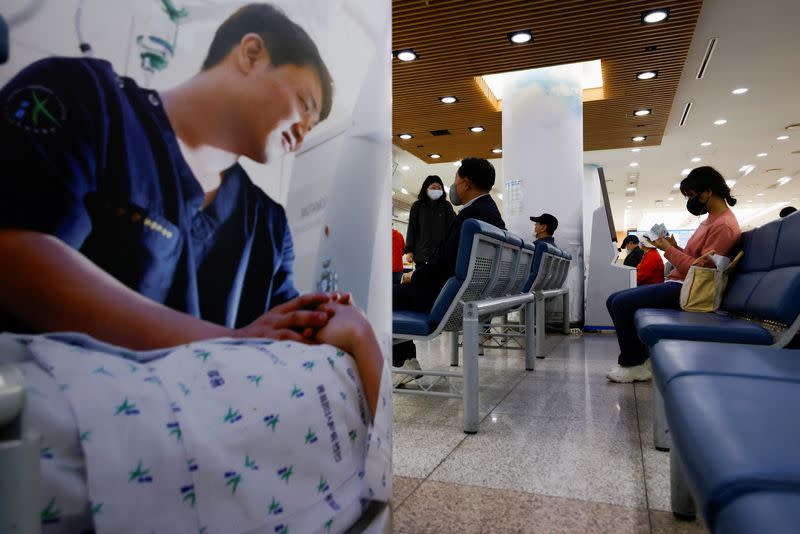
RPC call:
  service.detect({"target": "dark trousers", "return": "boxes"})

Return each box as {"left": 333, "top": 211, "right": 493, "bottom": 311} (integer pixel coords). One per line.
{"left": 392, "top": 282, "right": 439, "bottom": 367}
{"left": 606, "top": 282, "right": 682, "bottom": 367}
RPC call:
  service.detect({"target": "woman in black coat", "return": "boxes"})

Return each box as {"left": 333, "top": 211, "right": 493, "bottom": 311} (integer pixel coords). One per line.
{"left": 404, "top": 175, "right": 456, "bottom": 266}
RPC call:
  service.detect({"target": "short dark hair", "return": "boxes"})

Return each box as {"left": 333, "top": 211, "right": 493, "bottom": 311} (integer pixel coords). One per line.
{"left": 621, "top": 235, "right": 639, "bottom": 247}
{"left": 202, "top": 3, "right": 333, "bottom": 121}
{"left": 780, "top": 206, "right": 797, "bottom": 218}
{"left": 457, "top": 157, "right": 495, "bottom": 191}
{"left": 679, "top": 166, "right": 737, "bottom": 206}
{"left": 417, "top": 175, "right": 447, "bottom": 201}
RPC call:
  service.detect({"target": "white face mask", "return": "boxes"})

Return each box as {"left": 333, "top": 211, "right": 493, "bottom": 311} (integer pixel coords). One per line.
{"left": 427, "top": 189, "right": 443, "bottom": 200}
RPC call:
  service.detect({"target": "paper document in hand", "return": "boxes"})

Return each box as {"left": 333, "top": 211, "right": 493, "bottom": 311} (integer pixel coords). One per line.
{"left": 641, "top": 223, "right": 667, "bottom": 244}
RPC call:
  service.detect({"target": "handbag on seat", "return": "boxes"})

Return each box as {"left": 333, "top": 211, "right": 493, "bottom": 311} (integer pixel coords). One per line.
{"left": 679, "top": 250, "right": 744, "bottom": 313}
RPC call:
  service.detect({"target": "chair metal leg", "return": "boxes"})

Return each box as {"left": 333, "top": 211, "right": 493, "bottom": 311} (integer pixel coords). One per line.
{"left": 670, "top": 446, "right": 697, "bottom": 520}
{"left": 524, "top": 301, "right": 536, "bottom": 371}
{"left": 535, "top": 297, "right": 546, "bottom": 359}
{"left": 562, "top": 292, "right": 570, "bottom": 334}
{"left": 654, "top": 386, "right": 671, "bottom": 451}
{"left": 449, "top": 331, "right": 459, "bottom": 367}
{"left": 462, "top": 316, "right": 480, "bottom": 434}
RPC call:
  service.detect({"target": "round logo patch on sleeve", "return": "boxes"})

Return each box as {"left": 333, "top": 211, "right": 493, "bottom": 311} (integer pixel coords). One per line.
{"left": 4, "top": 85, "right": 67, "bottom": 134}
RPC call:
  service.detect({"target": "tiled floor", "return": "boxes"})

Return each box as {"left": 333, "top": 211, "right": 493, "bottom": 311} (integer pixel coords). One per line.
{"left": 391, "top": 332, "right": 707, "bottom": 533}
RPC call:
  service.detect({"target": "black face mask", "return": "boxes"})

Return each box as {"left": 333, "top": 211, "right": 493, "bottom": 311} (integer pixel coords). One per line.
{"left": 686, "top": 195, "right": 708, "bottom": 216}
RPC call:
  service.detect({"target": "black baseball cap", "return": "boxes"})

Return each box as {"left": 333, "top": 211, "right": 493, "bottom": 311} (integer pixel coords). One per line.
{"left": 620, "top": 235, "right": 640, "bottom": 248}
{"left": 530, "top": 213, "right": 558, "bottom": 234}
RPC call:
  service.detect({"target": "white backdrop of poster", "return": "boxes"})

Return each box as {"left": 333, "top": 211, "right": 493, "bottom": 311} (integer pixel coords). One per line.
{"left": 0, "top": 0, "right": 392, "bottom": 347}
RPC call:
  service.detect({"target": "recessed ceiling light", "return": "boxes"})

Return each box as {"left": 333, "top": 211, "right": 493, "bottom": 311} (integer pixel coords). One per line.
{"left": 757, "top": 153, "right": 768, "bottom": 157}
{"left": 726, "top": 180, "right": 737, "bottom": 188}
{"left": 401, "top": 188, "right": 409, "bottom": 195}
{"left": 632, "top": 135, "right": 647, "bottom": 142}
{"left": 394, "top": 49, "right": 417, "bottom": 62}
{"left": 667, "top": 197, "right": 675, "bottom": 201}
{"left": 626, "top": 199, "right": 633, "bottom": 203}
{"left": 429, "top": 154, "right": 441, "bottom": 159}
{"left": 634, "top": 108, "right": 652, "bottom": 116}
{"left": 629, "top": 162, "right": 639, "bottom": 167}
{"left": 665, "top": 203, "right": 672, "bottom": 207}
{"left": 452, "top": 162, "right": 461, "bottom": 167}
{"left": 631, "top": 148, "right": 642, "bottom": 152}
{"left": 439, "top": 96, "right": 457, "bottom": 104}
{"left": 398, "top": 133, "right": 413, "bottom": 140}
{"left": 626, "top": 187, "right": 637, "bottom": 192}
{"left": 691, "top": 157, "right": 701, "bottom": 163}
{"left": 508, "top": 30, "right": 533, "bottom": 44}
{"left": 756, "top": 193, "right": 765, "bottom": 196}
{"left": 747, "top": 200, "right": 753, "bottom": 203}
{"left": 700, "top": 141, "right": 712, "bottom": 146}
{"left": 777, "top": 135, "right": 790, "bottom": 141}
{"left": 470, "top": 126, "right": 485, "bottom": 133}
{"left": 681, "top": 169, "right": 691, "bottom": 176}
{"left": 636, "top": 70, "right": 658, "bottom": 80}
{"left": 714, "top": 119, "right": 728, "bottom": 125}
{"left": 401, "top": 165, "right": 410, "bottom": 171}
{"left": 491, "top": 148, "right": 503, "bottom": 154}
{"left": 642, "top": 8, "right": 670, "bottom": 24}
{"left": 778, "top": 176, "right": 793, "bottom": 186}
{"left": 731, "top": 88, "right": 749, "bottom": 95}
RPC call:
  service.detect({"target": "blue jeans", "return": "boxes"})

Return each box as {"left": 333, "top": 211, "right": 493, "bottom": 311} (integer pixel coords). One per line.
{"left": 606, "top": 282, "right": 682, "bottom": 367}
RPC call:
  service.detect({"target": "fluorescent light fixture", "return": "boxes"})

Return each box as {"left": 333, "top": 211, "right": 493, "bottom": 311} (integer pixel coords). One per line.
{"left": 731, "top": 87, "right": 749, "bottom": 94}
{"left": 394, "top": 49, "right": 417, "bottom": 62}
{"left": 714, "top": 119, "right": 728, "bottom": 125}
{"left": 665, "top": 204, "right": 672, "bottom": 207}
{"left": 631, "top": 148, "right": 642, "bottom": 152}
{"left": 757, "top": 152, "right": 768, "bottom": 157}
{"left": 626, "top": 187, "right": 637, "bottom": 192}
{"left": 636, "top": 70, "right": 658, "bottom": 80}
{"left": 739, "top": 165, "right": 755, "bottom": 175}
{"left": 429, "top": 154, "right": 441, "bottom": 159}
{"left": 726, "top": 180, "right": 737, "bottom": 188}
{"left": 642, "top": 8, "right": 670, "bottom": 23}
{"left": 747, "top": 200, "right": 753, "bottom": 203}
{"left": 629, "top": 162, "right": 639, "bottom": 167}
{"left": 469, "top": 126, "right": 485, "bottom": 133}
{"left": 508, "top": 30, "right": 533, "bottom": 44}
{"left": 401, "top": 165, "right": 410, "bottom": 171}
{"left": 480, "top": 59, "right": 603, "bottom": 101}
{"left": 634, "top": 109, "right": 652, "bottom": 116}
{"left": 668, "top": 197, "right": 675, "bottom": 201}
{"left": 778, "top": 176, "right": 793, "bottom": 186}
{"left": 398, "top": 133, "right": 413, "bottom": 140}
{"left": 627, "top": 199, "right": 633, "bottom": 203}
{"left": 491, "top": 148, "right": 503, "bottom": 154}
{"left": 400, "top": 188, "right": 408, "bottom": 195}
{"left": 691, "top": 157, "right": 701, "bottom": 163}
{"left": 632, "top": 135, "right": 647, "bottom": 142}
{"left": 681, "top": 169, "right": 691, "bottom": 176}
{"left": 777, "top": 135, "right": 790, "bottom": 140}
{"left": 701, "top": 141, "right": 712, "bottom": 146}
{"left": 439, "top": 96, "right": 457, "bottom": 104}
{"left": 756, "top": 193, "right": 765, "bottom": 196}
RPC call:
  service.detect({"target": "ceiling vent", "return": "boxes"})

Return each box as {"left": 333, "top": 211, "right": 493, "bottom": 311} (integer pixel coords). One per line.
{"left": 679, "top": 102, "right": 693, "bottom": 126}
{"left": 430, "top": 129, "right": 451, "bottom": 136}
{"left": 696, "top": 38, "right": 717, "bottom": 79}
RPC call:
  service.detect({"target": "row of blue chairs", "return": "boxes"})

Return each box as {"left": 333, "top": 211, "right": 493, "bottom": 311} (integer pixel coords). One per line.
{"left": 392, "top": 219, "right": 572, "bottom": 433}
{"left": 634, "top": 212, "right": 800, "bottom": 532}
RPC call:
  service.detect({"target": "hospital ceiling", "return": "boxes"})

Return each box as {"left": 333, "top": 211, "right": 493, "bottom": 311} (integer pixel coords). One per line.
{"left": 392, "top": 0, "right": 703, "bottom": 161}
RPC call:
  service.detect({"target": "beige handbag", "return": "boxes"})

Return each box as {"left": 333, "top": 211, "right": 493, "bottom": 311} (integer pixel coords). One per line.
{"left": 679, "top": 250, "right": 744, "bottom": 312}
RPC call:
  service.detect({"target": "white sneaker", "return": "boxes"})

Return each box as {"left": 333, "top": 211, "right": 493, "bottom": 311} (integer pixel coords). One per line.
{"left": 606, "top": 360, "right": 652, "bottom": 383}
{"left": 392, "top": 358, "right": 422, "bottom": 387}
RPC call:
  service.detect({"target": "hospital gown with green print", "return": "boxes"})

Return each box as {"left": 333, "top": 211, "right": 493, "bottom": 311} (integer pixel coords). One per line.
{"left": 3, "top": 333, "right": 391, "bottom": 534}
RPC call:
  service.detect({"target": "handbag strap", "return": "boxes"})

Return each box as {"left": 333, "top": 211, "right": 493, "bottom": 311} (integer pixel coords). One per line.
{"left": 691, "top": 249, "right": 716, "bottom": 267}
{"left": 725, "top": 250, "right": 745, "bottom": 272}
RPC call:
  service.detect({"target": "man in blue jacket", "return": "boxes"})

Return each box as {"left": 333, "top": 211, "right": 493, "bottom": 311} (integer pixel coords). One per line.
{"left": 0, "top": 4, "right": 339, "bottom": 349}
{"left": 393, "top": 157, "right": 505, "bottom": 383}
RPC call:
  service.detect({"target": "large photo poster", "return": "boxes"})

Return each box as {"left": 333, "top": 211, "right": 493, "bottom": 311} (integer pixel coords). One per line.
{"left": 0, "top": 1, "right": 392, "bottom": 532}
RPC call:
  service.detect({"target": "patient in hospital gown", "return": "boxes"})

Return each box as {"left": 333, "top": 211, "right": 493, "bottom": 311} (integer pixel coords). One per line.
{"left": 7, "top": 333, "right": 390, "bottom": 534}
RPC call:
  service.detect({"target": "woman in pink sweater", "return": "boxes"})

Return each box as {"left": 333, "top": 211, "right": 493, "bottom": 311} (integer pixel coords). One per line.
{"left": 606, "top": 167, "right": 741, "bottom": 383}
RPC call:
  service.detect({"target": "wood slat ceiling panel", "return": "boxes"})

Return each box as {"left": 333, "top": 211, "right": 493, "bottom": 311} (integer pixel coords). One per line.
{"left": 392, "top": 0, "right": 703, "bottom": 160}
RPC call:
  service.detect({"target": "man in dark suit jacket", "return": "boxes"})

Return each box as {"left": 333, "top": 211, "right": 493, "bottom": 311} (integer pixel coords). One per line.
{"left": 393, "top": 157, "right": 505, "bottom": 379}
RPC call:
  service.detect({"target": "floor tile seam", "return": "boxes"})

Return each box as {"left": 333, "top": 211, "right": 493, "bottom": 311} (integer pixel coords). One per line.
{"left": 633, "top": 383, "right": 655, "bottom": 534}
{"left": 392, "top": 476, "right": 426, "bottom": 513}
{"left": 397, "top": 478, "right": 654, "bottom": 515}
